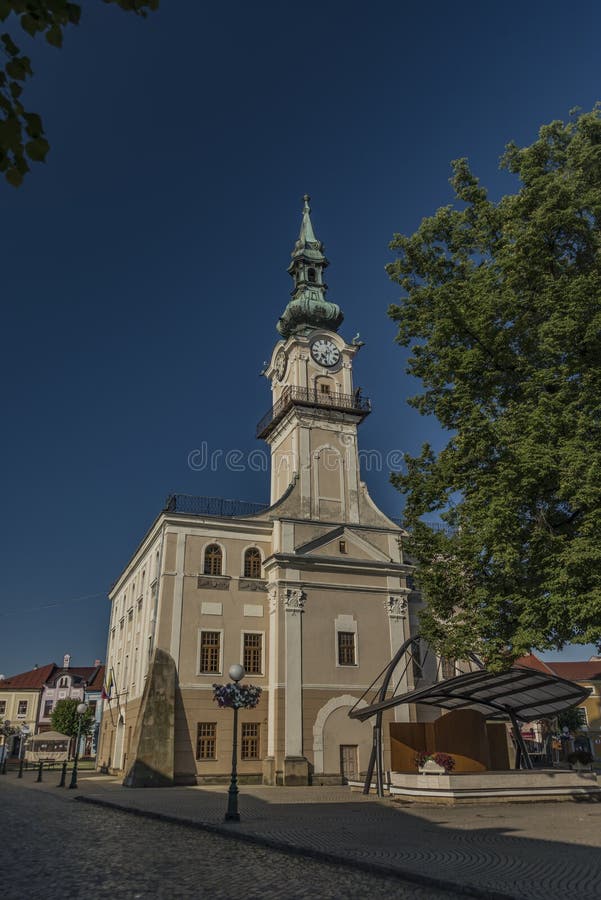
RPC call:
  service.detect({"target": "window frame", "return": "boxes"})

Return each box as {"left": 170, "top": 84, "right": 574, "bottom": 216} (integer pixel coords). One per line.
{"left": 241, "top": 722, "right": 260, "bottom": 760}
{"left": 241, "top": 631, "right": 264, "bottom": 676}
{"left": 196, "top": 722, "right": 217, "bottom": 760}
{"left": 17, "top": 700, "right": 28, "bottom": 718}
{"left": 0, "top": 700, "right": 6, "bottom": 716}
{"left": 337, "top": 631, "right": 357, "bottom": 667}
{"left": 203, "top": 543, "right": 224, "bottom": 576}
{"left": 43, "top": 699, "right": 53, "bottom": 719}
{"left": 198, "top": 628, "right": 223, "bottom": 675}
{"left": 243, "top": 547, "right": 262, "bottom": 579}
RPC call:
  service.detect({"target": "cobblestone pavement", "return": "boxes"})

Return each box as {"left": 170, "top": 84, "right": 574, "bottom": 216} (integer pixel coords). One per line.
{"left": 4, "top": 772, "right": 601, "bottom": 899}
{"left": 0, "top": 781, "right": 458, "bottom": 900}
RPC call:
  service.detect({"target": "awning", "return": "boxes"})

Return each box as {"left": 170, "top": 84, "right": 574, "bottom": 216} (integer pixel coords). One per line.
{"left": 350, "top": 666, "right": 590, "bottom": 723}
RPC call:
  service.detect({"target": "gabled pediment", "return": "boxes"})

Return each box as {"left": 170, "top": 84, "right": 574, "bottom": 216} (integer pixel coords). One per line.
{"left": 294, "top": 525, "right": 393, "bottom": 563}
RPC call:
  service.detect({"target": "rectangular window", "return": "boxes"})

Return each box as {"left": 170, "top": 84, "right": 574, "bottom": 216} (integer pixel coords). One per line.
{"left": 337, "top": 632, "right": 356, "bottom": 666}
{"left": 241, "top": 722, "right": 260, "bottom": 760}
{"left": 243, "top": 633, "right": 262, "bottom": 675}
{"left": 17, "top": 700, "right": 28, "bottom": 717}
{"left": 200, "top": 631, "right": 221, "bottom": 674}
{"left": 577, "top": 707, "right": 589, "bottom": 726}
{"left": 339, "top": 539, "right": 348, "bottom": 554}
{"left": 0, "top": 700, "right": 6, "bottom": 716}
{"left": 43, "top": 700, "right": 53, "bottom": 718}
{"left": 196, "top": 722, "right": 216, "bottom": 759}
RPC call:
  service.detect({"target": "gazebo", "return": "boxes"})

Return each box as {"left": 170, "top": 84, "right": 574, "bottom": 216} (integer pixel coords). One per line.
{"left": 349, "top": 637, "right": 595, "bottom": 802}
{"left": 26, "top": 731, "right": 70, "bottom": 764}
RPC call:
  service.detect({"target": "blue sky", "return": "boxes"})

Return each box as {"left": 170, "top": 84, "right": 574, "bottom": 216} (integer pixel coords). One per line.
{"left": 1, "top": 1, "right": 599, "bottom": 676}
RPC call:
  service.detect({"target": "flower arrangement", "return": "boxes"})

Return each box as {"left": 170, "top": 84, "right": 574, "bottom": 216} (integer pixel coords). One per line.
{"left": 415, "top": 751, "right": 456, "bottom": 773}
{"left": 212, "top": 683, "right": 262, "bottom": 710}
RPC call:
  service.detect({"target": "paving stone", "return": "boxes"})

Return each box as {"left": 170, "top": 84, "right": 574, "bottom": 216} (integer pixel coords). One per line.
{"left": 0, "top": 780, "right": 457, "bottom": 899}
{"left": 4, "top": 770, "right": 601, "bottom": 899}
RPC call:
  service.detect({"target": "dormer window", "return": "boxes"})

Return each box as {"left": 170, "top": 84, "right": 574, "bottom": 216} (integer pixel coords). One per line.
{"left": 58, "top": 676, "right": 69, "bottom": 688}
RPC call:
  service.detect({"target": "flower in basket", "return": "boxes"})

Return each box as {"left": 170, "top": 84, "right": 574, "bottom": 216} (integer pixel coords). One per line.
{"left": 415, "top": 751, "right": 456, "bottom": 773}
{"left": 212, "top": 682, "right": 262, "bottom": 710}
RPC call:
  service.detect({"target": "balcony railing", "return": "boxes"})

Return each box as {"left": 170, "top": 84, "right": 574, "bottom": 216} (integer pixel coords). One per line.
{"left": 165, "top": 494, "right": 269, "bottom": 518}
{"left": 256, "top": 386, "right": 371, "bottom": 438}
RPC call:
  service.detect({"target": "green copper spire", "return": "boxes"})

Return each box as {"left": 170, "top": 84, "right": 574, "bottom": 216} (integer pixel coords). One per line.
{"left": 276, "top": 196, "right": 343, "bottom": 338}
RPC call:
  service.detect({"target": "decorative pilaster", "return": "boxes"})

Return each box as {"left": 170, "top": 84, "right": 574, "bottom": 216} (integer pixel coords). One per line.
{"left": 284, "top": 587, "right": 305, "bottom": 760}
{"left": 266, "top": 587, "right": 279, "bottom": 762}
{"left": 385, "top": 589, "right": 411, "bottom": 722}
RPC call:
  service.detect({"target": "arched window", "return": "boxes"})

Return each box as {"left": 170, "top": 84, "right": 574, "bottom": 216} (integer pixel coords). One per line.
{"left": 204, "top": 544, "right": 223, "bottom": 576}
{"left": 244, "top": 548, "right": 262, "bottom": 579}
{"left": 307, "top": 267, "right": 317, "bottom": 283}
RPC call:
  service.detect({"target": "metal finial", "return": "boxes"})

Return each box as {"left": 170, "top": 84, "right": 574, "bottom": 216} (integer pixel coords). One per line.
{"left": 303, "top": 193, "right": 311, "bottom": 211}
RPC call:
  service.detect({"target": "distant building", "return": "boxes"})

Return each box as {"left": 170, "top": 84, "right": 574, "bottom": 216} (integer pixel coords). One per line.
{"left": 516, "top": 654, "right": 601, "bottom": 761}
{"left": 0, "top": 655, "right": 105, "bottom": 761}
{"left": 0, "top": 664, "right": 54, "bottom": 761}
{"left": 99, "top": 198, "right": 417, "bottom": 786}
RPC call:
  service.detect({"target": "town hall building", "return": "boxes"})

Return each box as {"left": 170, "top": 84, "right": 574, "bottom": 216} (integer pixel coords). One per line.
{"left": 98, "top": 197, "right": 417, "bottom": 786}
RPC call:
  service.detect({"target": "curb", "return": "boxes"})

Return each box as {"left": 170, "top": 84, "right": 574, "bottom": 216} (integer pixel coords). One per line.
{"left": 75, "top": 795, "right": 520, "bottom": 900}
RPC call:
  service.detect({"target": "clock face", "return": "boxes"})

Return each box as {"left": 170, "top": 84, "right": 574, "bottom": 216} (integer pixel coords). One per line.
{"left": 275, "top": 349, "right": 287, "bottom": 381}
{"left": 310, "top": 338, "right": 340, "bottom": 368}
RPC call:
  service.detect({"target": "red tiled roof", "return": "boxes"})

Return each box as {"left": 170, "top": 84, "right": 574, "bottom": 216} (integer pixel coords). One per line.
{"left": 515, "top": 654, "right": 601, "bottom": 683}
{"left": 0, "top": 663, "right": 56, "bottom": 690}
{"left": 0, "top": 661, "right": 106, "bottom": 691}
{"left": 546, "top": 661, "right": 601, "bottom": 682}
{"left": 514, "top": 654, "right": 555, "bottom": 675}
{"left": 85, "top": 665, "right": 105, "bottom": 691}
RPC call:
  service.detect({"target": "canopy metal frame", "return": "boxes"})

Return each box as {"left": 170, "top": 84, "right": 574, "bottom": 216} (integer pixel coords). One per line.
{"left": 348, "top": 636, "right": 590, "bottom": 796}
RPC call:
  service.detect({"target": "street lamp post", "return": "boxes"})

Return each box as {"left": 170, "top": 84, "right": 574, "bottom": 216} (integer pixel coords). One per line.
{"left": 1, "top": 720, "right": 11, "bottom": 774}
{"left": 225, "top": 664, "right": 245, "bottom": 823}
{"left": 68, "top": 702, "right": 89, "bottom": 790}
{"left": 18, "top": 724, "right": 30, "bottom": 778}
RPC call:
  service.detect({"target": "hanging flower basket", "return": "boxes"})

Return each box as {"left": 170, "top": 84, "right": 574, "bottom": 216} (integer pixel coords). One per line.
{"left": 212, "top": 683, "right": 262, "bottom": 710}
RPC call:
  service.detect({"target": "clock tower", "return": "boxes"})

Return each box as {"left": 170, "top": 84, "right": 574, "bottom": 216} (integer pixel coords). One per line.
{"left": 258, "top": 196, "right": 371, "bottom": 523}
{"left": 101, "top": 195, "right": 411, "bottom": 790}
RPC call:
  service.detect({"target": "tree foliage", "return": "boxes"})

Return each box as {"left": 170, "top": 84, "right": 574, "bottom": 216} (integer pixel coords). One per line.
{"left": 388, "top": 107, "right": 601, "bottom": 672}
{"left": 0, "top": 0, "right": 158, "bottom": 186}
{"left": 50, "top": 698, "right": 93, "bottom": 737}
{"left": 557, "top": 707, "right": 584, "bottom": 734}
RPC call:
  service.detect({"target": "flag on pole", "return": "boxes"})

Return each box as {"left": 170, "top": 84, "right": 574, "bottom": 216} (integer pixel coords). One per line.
{"left": 101, "top": 669, "right": 113, "bottom": 701}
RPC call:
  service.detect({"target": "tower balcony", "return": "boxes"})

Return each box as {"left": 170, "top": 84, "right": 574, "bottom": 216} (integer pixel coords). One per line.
{"left": 256, "top": 385, "right": 371, "bottom": 439}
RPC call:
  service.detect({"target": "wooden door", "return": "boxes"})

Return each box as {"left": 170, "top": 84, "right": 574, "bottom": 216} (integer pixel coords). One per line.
{"left": 340, "top": 744, "right": 358, "bottom": 783}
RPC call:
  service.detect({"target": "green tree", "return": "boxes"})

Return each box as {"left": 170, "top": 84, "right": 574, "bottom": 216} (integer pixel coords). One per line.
{"left": 387, "top": 107, "right": 601, "bottom": 672}
{"left": 557, "top": 707, "right": 584, "bottom": 734}
{"left": 50, "top": 698, "right": 93, "bottom": 738}
{"left": 0, "top": 0, "right": 158, "bottom": 186}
